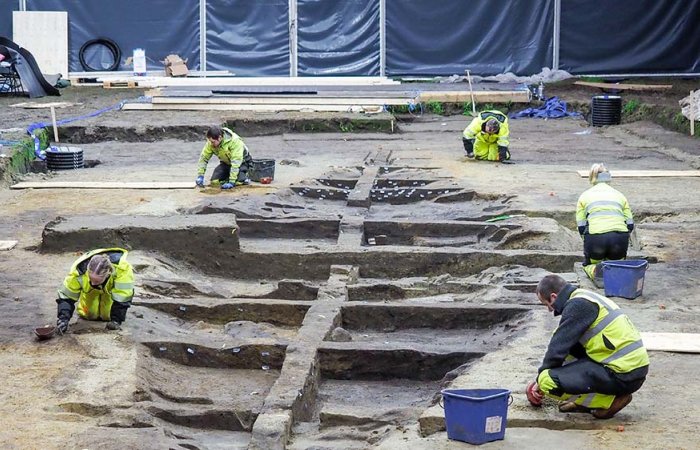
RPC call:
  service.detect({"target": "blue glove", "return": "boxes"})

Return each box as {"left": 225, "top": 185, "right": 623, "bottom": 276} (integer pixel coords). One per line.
{"left": 196, "top": 175, "right": 204, "bottom": 187}
{"left": 221, "top": 182, "right": 234, "bottom": 190}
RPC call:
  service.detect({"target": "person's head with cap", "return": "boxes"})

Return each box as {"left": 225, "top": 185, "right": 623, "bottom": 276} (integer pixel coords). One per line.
{"left": 484, "top": 118, "right": 500, "bottom": 135}
{"left": 87, "top": 254, "right": 113, "bottom": 287}
{"left": 589, "top": 163, "right": 612, "bottom": 185}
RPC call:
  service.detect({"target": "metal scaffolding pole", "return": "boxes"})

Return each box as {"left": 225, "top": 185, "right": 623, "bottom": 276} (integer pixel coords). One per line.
{"left": 199, "top": 0, "right": 207, "bottom": 74}
{"left": 552, "top": 0, "right": 561, "bottom": 70}
{"left": 379, "top": 0, "right": 386, "bottom": 77}
{"left": 289, "top": 0, "right": 298, "bottom": 77}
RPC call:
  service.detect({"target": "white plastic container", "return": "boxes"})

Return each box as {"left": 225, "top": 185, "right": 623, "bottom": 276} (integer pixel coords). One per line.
{"left": 133, "top": 48, "right": 147, "bottom": 76}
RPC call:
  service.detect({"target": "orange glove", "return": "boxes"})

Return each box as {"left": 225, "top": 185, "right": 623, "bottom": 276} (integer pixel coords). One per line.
{"left": 526, "top": 380, "right": 544, "bottom": 406}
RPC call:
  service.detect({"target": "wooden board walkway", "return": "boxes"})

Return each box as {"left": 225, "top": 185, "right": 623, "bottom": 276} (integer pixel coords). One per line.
{"left": 11, "top": 181, "right": 195, "bottom": 189}
{"left": 641, "top": 332, "right": 700, "bottom": 353}
{"left": 576, "top": 170, "right": 700, "bottom": 178}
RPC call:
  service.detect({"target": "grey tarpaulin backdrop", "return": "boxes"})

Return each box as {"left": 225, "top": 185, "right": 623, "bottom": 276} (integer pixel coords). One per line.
{"left": 385, "top": 0, "right": 554, "bottom": 76}
{"left": 26, "top": 0, "right": 200, "bottom": 72}
{"left": 7, "top": 0, "right": 700, "bottom": 76}
{"left": 0, "top": 0, "right": 19, "bottom": 39}
{"left": 297, "top": 0, "right": 379, "bottom": 76}
{"left": 560, "top": 0, "right": 700, "bottom": 74}
{"left": 206, "top": 0, "right": 289, "bottom": 76}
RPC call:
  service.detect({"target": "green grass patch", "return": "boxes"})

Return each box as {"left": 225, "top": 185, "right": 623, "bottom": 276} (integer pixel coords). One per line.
{"left": 622, "top": 99, "right": 641, "bottom": 115}
{"left": 425, "top": 101, "right": 445, "bottom": 115}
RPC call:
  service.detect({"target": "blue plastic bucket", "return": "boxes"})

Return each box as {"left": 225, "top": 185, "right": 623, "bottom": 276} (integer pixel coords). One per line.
{"left": 441, "top": 389, "right": 511, "bottom": 445}
{"left": 601, "top": 259, "right": 648, "bottom": 299}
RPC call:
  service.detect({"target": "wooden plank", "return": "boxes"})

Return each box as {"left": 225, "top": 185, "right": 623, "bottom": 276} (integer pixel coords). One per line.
{"left": 103, "top": 80, "right": 139, "bottom": 89}
{"left": 641, "top": 332, "right": 700, "bottom": 353}
{"left": 417, "top": 90, "right": 530, "bottom": 103}
{"left": 13, "top": 11, "right": 68, "bottom": 76}
{"left": 576, "top": 170, "right": 700, "bottom": 178}
{"left": 574, "top": 81, "right": 673, "bottom": 91}
{"left": 0, "top": 240, "right": 18, "bottom": 251}
{"left": 122, "top": 103, "right": 386, "bottom": 112}
{"left": 69, "top": 70, "right": 233, "bottom": 78}
{"left": 151, "top": 96, "right": 410, "bottom": 105}
{"left": 10, "top": 101, "right": 79, "bottom": 109}
{"left": 70, "top": 75, "right": 399, "bottom": 88}
{"left": 11, "top": 181, "right": 195, "bottom": 190}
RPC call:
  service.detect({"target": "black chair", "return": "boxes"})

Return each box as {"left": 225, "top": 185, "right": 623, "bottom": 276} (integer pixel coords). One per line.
{"left": 0, "top": 46, "right": 25, "bottom": 96}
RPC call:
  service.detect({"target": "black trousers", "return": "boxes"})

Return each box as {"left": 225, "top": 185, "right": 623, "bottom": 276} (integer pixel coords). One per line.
{"left": 549, "top": 358, "right": 646, "bottom": 397}
{"left": 210, "top": 151, "right": 252, "bottom": 184}
{"left": 583, "top": 231, "right": 629, "bottom": 265}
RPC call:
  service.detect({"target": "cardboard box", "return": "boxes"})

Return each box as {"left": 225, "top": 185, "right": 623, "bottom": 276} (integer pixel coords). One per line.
{"left": 163, "top": 54, "right": 188, "bottom": 77}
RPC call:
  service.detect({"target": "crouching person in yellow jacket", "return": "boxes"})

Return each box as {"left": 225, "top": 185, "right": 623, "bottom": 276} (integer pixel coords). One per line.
{"left": 576, "top": 163, "right": 634, "bottom": 282}
{"left": 56, "top": 248, "right": 134, "bottom": 333}
{"left": 195, "top": 125, "right": 252, "bottom": 189}
{"left": 462, "top": 110, "right": 511, "bottom": 162}
{"left": 526, "top": 275, "right": 648, "bottom": 419}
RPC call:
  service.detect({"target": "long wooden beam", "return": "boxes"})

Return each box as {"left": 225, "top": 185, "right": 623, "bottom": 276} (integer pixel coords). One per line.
{"left": 576, "top": 170, "right": 700, "bottom": 178}
{"left": 11, "top": 181, "right": 195, "bottom": 189}
{"left": 574, "top": 81, "right": 672, "bottom": 91}
{"left": 417, "top": 90, "right": 530, "bottom": 103}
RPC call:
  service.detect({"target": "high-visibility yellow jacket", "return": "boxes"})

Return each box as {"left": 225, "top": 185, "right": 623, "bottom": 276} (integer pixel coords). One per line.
{"left": 57, "top": 248, "right": 134, "bottom": 318}
{"left": 197, "top": 127, "right": 246, "bottom": 183}
{"left": 462, "top": 110, "right": 510, "bottom": 148}
{"left": 576, "top": 182, "right": 633, "bottom": 234}
{"left": 571, "top": 288, "right": 649, "bottom": 373}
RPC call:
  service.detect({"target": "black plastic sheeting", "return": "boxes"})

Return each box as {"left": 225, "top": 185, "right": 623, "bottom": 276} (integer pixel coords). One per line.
{"left": 297, "top": 0, "right": 379, "bottom": 76}
{"left": 206, "top": 0, "right": 289, "bottom": 76}
{"left": 560, "top": 0, "right": 700, "bottom": 74}
{"left": 26, "top": 0, "right": 200, "bottom": 72}
{"left": 385, "top": 0, "right": 553, "bottom": 77}
{"left": 0, "top": 36, "right": 60, "bottom": 97}
{"left": 8, "top": 1, "right": 700, "bottom": 76}
{"left": 0, "top": 0, "right": 18, "bottom": 38}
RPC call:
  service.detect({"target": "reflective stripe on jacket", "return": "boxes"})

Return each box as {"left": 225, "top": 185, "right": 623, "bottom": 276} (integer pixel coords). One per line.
{"left": 197, "top": 127, "right": 246, "bottom": 182}
{"left": 462, "top": 110, "right": 510, "bottom": 147}
{"left": 57, "top": 248, "right": 134, "bottom": 305}
{"left": 576, "top": 183, "right": 633, "bottom": 234}
{"left": 571, "top": 288, "right": 649, "bottom": 373}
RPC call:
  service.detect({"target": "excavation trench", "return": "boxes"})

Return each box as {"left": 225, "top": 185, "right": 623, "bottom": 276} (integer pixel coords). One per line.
{"left": 34, "top": 155, "right": 589, "bottom": 448}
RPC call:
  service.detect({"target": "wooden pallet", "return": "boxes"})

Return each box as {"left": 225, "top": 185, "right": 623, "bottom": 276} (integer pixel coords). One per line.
{"left": 103, "top": 80, "right": 140, "bottom": 89}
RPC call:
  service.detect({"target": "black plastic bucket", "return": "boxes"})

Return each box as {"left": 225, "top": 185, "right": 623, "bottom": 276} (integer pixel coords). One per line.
{"left": 249, "top": 159, "right": 275, "bottom": 181}
{"left": 591, "top": 95, "right": 622, "bottom": 127}
{"left": 46, "top": 146, "right": 84, "bottom": 170}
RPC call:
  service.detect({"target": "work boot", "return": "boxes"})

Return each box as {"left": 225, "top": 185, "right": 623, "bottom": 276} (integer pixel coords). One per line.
{"left": 592, "top": 394, "right": 633, "bottom": 419}
{"left": 593, "top": 265, "right": 605, "bottom": 289}
{"left": 559, "top": 401, "right": 593, "bottom": 414}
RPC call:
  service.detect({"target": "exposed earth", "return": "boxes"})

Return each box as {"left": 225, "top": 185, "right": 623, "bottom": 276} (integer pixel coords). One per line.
{"left": 0, "top": 77, "right": 698, "bottom": 449}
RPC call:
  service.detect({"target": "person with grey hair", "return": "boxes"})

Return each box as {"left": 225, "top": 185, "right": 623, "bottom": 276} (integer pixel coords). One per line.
{"left": 56, "top": 248, "right": 134, "bottom": 333}
{"left": 526, "top": 274, "right": 649, "bottom": 419}
{"left": 576, "top": 163, "right": 634, "bottom": 282}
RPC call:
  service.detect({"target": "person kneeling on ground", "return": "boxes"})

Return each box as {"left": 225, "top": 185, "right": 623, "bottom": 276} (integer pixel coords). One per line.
{"left": 462, "top": 110, "right": 511, "bottom": 162}
{"left": 526, "top": 275, "right": 648, "bottom": 419}
{"left": 56, "top": 248, "right": 134, "bottom": 333}
{"left": 576, "top": 163, "right": 634, "bottom": 284}
{"left": 196, "top": 125, "right": 253, "bottom": 189}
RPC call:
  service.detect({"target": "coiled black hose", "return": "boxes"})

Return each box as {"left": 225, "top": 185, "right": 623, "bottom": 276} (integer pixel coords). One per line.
{"left": 78, "top": 38, "right": 121, "bottom": 71}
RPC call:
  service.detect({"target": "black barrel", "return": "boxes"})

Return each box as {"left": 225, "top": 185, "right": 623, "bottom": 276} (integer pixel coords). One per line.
{"left": 591, "top": 95, "right": 622, "bottom": 126}
{"left": 46, "top": 146, "right": 84, "bottom": 170}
